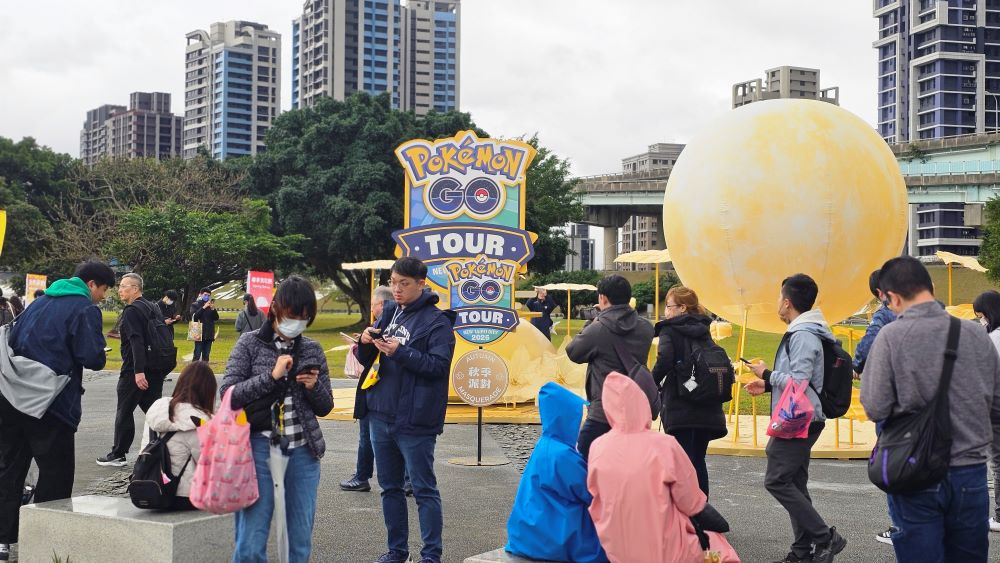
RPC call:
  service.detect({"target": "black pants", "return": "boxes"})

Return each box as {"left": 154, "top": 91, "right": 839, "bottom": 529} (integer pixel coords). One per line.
{"left": 577, "top": 419, "right": 612, "bottom": 462}
{"left": 0, "top": 395, "right": 76, "bottom": 543}
{"left": 111, "top": 372, "right": 164, "bottom": 457}
{"left": 673, "top": 427, "right": 713, "bottom": 497}
{"left": 765, "top": 421, "right": 830, "bottom": 558}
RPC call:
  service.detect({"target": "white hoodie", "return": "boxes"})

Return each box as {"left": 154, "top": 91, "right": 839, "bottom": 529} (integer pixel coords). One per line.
{"left": 141, "top": 397, "right": 210, "bottom": 498}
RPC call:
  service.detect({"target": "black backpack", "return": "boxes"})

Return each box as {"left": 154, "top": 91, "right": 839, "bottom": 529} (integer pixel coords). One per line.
{"left": 868, "top": 316, "right": 959, "bottom": 494}
{"left": 664, "top": 328, "right": 735, "bottom": 405}
{"left": 128, "top": 430, "right": 188, "bottom": 509}
{"left": 128, "top": 299, "right": 178, "bottom": 377}
{"left": 779, "top": 332, "right": 854, "bottom": 419}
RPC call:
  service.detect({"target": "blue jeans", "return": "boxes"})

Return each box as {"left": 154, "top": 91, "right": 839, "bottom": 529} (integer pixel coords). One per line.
{"left": 889, "top": 463, "right": 989, "bottom": 563}
{"left": 193, "top": 340, "right": 213, "bottom": 362}
{"left": 356, "top": 416, "right": 374, "bottom": 481}
{"left": 370, "top": 418, "right": 443, "bottom": 562}
{"left": 233, "top": 435, "right": 321, "bottom": 563}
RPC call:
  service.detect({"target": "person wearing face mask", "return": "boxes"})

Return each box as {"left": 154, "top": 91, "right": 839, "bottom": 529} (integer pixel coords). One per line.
{"left": 220, "top": 275, "right": 334, "bottom": 563}
{"left": 190, "top": 288, "right": 219, "bottom": 362}
{"left": 972, "top": 289, "right": 1000, "bottom": 534}
{"left": 158, "top": 290, "right": 182, "bottom": 338}
{"left": 744, "top": 274, "right": 846, "bottom": 563}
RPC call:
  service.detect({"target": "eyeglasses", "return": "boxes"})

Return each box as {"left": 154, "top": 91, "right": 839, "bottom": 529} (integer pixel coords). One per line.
{"left": 665, "top": 304, "right": 682, "bottom": 309}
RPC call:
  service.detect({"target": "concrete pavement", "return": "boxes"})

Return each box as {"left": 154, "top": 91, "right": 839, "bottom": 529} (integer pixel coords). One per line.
{"left": 20, "top": 371, "right": 999, "bottom": 562}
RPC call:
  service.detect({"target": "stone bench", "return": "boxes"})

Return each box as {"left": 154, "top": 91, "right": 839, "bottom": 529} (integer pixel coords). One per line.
{"left": 464, "top": 549, "right": 557, "bottom": 563}
{"left": 18, "top": 495, "right": 233, "bottom": 563}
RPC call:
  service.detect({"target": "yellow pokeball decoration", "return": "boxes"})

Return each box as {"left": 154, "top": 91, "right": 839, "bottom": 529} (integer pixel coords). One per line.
{"left": 663, "top": 99, "right": 907, "bottom": 334}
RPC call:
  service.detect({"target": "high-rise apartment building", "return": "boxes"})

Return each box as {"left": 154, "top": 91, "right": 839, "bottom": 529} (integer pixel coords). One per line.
{"left": 80, "top": 92, "right": 182, "bottom": 166}
{"left": 184, "top": 21, "right": 281, "bottom": 160}
{"left": 620, "top": 216, "right": 662, "bottom": 272}
{"left": 621, "top": 143, "right": 684, "bottom": 174}
{"left": 564, "top": 224, "right": 595, "bottom": 271}
{"left": 873, "top": 0, "right": 1000, "bottom": 143}
{"left": 732, "top": 66, "right": 840, "bottom": 109}
{"left": 292, "top": 0, "right": 459, "bottom": 114}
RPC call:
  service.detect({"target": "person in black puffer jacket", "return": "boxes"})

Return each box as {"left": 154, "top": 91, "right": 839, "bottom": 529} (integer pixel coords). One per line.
{"left": 652, "top": 285, "right": 728, "bottom": 498}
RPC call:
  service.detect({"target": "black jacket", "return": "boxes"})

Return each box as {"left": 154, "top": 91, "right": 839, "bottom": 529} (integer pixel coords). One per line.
{"left": 120, "top": 297, "right": 160, "bottom": 377}
{"left": 525, "top": 295, "right": 556, "bottom": 333}
{"left": 355, "top": 290, "right": 457, "bottom": 436}
{"left": 191, "top": 301, "right": 220, "bottom": 342}
{"left": 158, "top": 300, "right": 178, "bottom": 337}
{"left": 652, "top": 314, "right": 728, "bottom": 440}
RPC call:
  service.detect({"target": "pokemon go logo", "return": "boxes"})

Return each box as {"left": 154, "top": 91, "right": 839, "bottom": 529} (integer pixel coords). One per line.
{"left": 393, "top": 131, "right": 538, "bottom": 345}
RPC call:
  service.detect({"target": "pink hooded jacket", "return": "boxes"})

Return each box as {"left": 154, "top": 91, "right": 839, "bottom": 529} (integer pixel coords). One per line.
{"left": 588, "top": 372, "right": 739, "bottom": 563}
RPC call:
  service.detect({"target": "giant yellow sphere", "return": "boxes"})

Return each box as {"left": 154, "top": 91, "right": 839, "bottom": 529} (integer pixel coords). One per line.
{"left": 663, "top": 100, "right": 907, "bottom": 334}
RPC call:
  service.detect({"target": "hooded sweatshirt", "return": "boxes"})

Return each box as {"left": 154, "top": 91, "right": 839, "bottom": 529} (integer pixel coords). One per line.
{"left": 355, "top": 289, "right": 457, "bottom": 436}
{"left": 8, "top": 277, "right": 106, "bottom": 430}
{"left": 141, "top": 397, "right": 210, "bottom": 498}
{"left": 763, "top": 309, "right": 835, "bottom": 425}
{"left": 566, "top": 304, "right": 655, "bottom": 424}
{"left": 506, "top": 383, "right": 607, "bottom": 563}
{"left": 587, "top": 373, "right": 740, "bottom": 563}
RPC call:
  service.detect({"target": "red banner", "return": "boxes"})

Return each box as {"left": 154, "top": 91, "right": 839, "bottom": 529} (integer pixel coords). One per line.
{"left": 247, "top": 271, "right": 274, "bottom": 316}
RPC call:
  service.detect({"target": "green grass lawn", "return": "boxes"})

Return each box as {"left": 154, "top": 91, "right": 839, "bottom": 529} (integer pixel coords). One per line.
{"left": 101, "top": 311, "right": 367, "bottom": 376}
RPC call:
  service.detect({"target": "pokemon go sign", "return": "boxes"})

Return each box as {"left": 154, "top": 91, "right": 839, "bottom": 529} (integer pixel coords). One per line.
{"left": 393, "top": 131, "right": 537, "bottom": 345}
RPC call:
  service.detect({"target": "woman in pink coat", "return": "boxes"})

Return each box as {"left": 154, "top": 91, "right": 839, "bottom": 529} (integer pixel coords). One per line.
{"left": 587, "top": 372, "right": 739, "bottom": 563}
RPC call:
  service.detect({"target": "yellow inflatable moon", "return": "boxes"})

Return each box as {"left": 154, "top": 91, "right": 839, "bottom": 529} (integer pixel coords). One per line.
{"left": 663, "top": 99, "right": 907, "bottom": 334}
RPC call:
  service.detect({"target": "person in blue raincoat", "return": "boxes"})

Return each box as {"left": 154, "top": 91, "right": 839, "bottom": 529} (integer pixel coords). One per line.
{"left": 505, "top": 382, "right": 607, "bottom": 563}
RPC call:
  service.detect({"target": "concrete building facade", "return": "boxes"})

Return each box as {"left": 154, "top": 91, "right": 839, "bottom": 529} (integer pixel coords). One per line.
{"left": 80, "top": 93, "right": 182, "bottom": 166}
{"left": 619, "top": 215, "right": 663, "bottom": 272}
{"left": 732, "top": 66, "right": 840, "bottom": 109}
{"left": 621, "top": 143, "right": 684, "bottom": 174}
{"left": 184, "top": 21, "right": 281, "bottom": 160}
{"left": 292, "top": 0, "right": 459, "bottom": 114}
{"left": 873, "top": 0, "right": 1000, "bottom": 144}
{"left": 564, "top": 224, "right": 595, "bottom": 271}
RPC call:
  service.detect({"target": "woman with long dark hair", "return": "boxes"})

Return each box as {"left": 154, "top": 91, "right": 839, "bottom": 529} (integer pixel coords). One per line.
{"left": 236, "top": 294, "right": 265, "bottom": 335}
{"left": 140, "top": 361, "right": 217, "bottom": 510}
{"left": 221, "top": 275, "right": 333, "bottom": 562}
{"left": 973, "top": 290, "right": 1000, "bottom": 533}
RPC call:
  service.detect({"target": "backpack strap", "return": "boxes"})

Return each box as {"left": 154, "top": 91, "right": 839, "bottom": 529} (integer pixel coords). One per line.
{"left": 939, "top": 316, "right": 961, "bottom": 398}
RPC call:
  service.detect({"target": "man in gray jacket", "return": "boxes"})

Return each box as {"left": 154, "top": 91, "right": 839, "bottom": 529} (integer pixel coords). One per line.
{"left": 861, "top": 256, "right": 1000, "bottom": 562}
{"left": 746, "top": 274, "right": 846, "bottom": 563}
{"left": 566, "top": 274, "right": 654, "bottom": 460}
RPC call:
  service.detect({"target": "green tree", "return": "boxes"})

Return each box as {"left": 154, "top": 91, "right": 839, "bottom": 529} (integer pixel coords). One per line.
{"left": 631, "top": 272, "right": 680, "bottom": 312}
{"left": 981, "top": 197, "right": 1000, "bottom": 284}
{"left": 104, "top": 200, "right": 304, "bottom": 313}
{"left": 519, "top": 269, "right": 603, "bottom": 316}
{"left": 522, "top": 135, "right": 584, "bottom": 274}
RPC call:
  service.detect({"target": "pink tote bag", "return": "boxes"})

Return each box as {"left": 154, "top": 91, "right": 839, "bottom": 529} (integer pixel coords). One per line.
{"left": 766, "top": 379, "right": 814, "bottom": 439}
{"left": 189, "top": 387, "right": 259, "bottom": 514}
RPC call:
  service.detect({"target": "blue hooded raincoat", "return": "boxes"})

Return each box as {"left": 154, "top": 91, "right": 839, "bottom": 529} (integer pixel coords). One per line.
{"left": 505, "top": 382, "right": 607, "bottom": 563}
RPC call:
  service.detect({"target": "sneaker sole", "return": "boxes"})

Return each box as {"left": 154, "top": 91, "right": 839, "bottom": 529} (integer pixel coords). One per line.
{"left": 96, "top": 460, "right": 126, "bottom": 467}
{"left": 875, "top": 535, "right": 893, "bottom": 545}
{"left": 340, "top": 486, "right": 372, "bottom": 492}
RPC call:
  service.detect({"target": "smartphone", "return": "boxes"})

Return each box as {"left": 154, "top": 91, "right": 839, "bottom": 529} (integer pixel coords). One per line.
{"left": 104, "top": 347, "right": 113, "bottom": 352}
{"left": 739, "top": 357, "right": 753, "bottom": 365}
{"left": 298, "top": 364, "right": 321, "bottom": 374}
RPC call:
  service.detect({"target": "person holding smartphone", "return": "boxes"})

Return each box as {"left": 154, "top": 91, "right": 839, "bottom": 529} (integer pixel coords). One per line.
{"left": 190, "top": 288, "right": 220, "bottom": 362}
{"left": 220, "top": 275, "right": 333, "bottom": 563}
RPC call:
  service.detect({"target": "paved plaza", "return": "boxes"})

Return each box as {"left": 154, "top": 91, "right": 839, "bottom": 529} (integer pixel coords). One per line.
{"left": 13, "top": 372, "right": 999, "bottom": 562}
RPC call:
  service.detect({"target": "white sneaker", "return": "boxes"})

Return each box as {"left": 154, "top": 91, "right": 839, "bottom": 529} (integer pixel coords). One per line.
{"left": 989, "top": 517, "right": 1000, "bottom": 532}
{"left": 875, "top": 527, "right": 896, "bottom": 545}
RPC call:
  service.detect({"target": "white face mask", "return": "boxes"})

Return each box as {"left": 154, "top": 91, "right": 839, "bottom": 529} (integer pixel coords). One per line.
{"left": 164, "top": 298, "right": 174, "bottom": 305}
{"left": 277, "top": 318, "right": 308, "bottom": 339}
{"left": 980, "top": 317, "right": 990, "bottom": 328}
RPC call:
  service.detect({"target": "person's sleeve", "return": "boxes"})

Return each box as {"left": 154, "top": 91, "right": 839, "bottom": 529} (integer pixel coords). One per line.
{"left": 668, "top": 442, "right": 707, "bottom": 517}
{"left": 122, "top": 306, "right": 147, "bottom": 374}
{"left": 220, "top": 333, "right": 280, "bottom": 409}
{"left": 525, "top": 298, "right": 538, "bottom": 311}
{"left": 765, "top": 332, "right": 820, "bottom": 391}
{"left": 189, "top": 427, "right": 202, "bottom": 464}
{"left": 554, "top": 450, "right": 593, "bottom": 504}
{"left": 302, "top": 342, "right": 334, "bottom": 416}
{"left": 565, "top": 320, "right": 600, "bottom": 363}
{"left": 209, "top": 310, "right": 220, "bottom": 322}
{"left": 860, "top": 331, "right": 895, "bottom": 422}
{"left": 235, "top": 311, "right": 246, "bottom": 332}
{"left": 391, "top": 320, "right": 456, "bottom": 379}
{"left": 140, "top": 419, "right": 151, "bottom": 449}
{"left": 69, "top": 305, "right": 107, "bottom": 371}
{"left": 157, "top": 301, "right": 169, "bottom": 318}
{"left": 853, "top": 309, "right": 890, "bottom": 372}
{"left": 192, "top": 303, "right": 205, "bottom": 321}
{"left": 355, "top": 315, "right": 388, "bottom": 368}
{"left": 651, "top": 331, "right": 676, "bottom": 387}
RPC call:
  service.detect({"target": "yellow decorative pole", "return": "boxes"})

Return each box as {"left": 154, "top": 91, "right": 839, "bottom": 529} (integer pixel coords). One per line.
{"left": 370, "top": 268, "right": 377, "bottom": 324}
{"left": 731, "top": 308, "right": 750, "bottom": 442}
{"left": 566, "top": 290, "right": 572, "bottom": 338}
{"left": 654, "top": 263, "right": 661, "bottom": 323}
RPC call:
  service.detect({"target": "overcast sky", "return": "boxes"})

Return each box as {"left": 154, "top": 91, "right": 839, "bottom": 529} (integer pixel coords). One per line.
{"left": 0, "top": 1, "right": 876, "bottom": 176}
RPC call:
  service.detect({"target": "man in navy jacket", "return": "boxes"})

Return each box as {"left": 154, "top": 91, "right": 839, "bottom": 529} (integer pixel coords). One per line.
{"left": 0, "top": 261, "right": 112, "bottom": 559}
{"left": 356, "top": 257, "right": 456, "bottom": 563}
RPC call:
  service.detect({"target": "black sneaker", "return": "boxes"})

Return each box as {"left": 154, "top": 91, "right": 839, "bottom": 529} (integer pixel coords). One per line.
{"left": 373, "top": 551, "right": 409, "bottom": 563}
{"left": 0, "top": 543, "right": 10, "bottom": 561}
{"left": 814, "top": 526, "right": 847, "bottom": 563}
{"left": 772, "top": 552, "right": 812, "bottom": 563}
{"left": 21, "top": 484, "right": 35, "bottom": 505}
{"left": 875, "top": 526, "right": 896, "bottom": 545}
{"left": 96, "top": 453, "right": 126, "bottom": 467}
{"left": 339, "top": 475, "right": 371, "bottom": 492}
